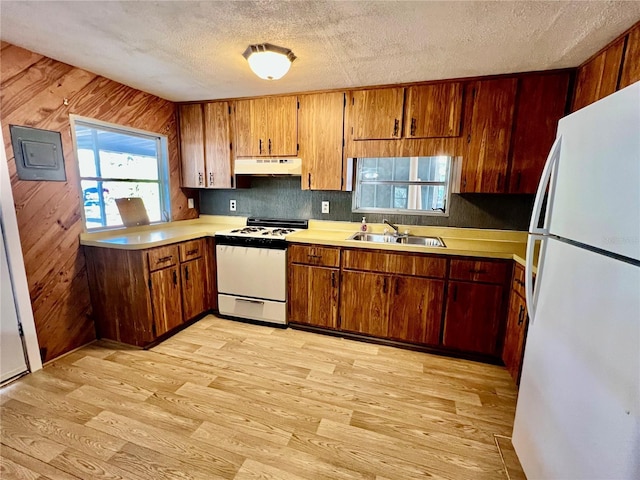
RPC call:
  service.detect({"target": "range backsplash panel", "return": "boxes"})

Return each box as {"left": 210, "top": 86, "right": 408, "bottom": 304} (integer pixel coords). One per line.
{"left": 199, "top": 177, "right": 534, "bottom": 230}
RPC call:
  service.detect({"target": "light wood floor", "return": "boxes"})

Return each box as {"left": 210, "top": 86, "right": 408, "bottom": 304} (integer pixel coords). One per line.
{"left": 1, "top": 315, "right": 526, "bottom": 479}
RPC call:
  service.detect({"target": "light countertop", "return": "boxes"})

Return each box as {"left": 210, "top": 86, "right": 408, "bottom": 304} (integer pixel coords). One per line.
{"left": 80, "top": 215, "right": 535, "bottom": 268}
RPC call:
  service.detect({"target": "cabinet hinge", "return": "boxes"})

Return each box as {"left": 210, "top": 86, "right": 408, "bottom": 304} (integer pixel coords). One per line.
{"left": 297, "top": 100, "right": 300, "bottom": 109}
{"left": 228, "top": 105, "right": 231, "bottom": 115}
{"left": 17, "top": 322, "right": 24, "bottom": 337}
{"left": 152, "top": 323, "right": 157, "bottom": 336}
{"left": 297, "top": 143, "right": 299, "bottom": 152}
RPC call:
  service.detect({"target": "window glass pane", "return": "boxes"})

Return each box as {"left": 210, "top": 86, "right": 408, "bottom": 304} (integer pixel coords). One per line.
{"left": 355, "top": 156, "right": 450, "bottom": 215}
{"left": 102, "top": 181, "right": 162, "bottom": 225}
{"left": 74, "top": 120, "right": 168, "bottom": 230}
{"left": 99, "top": 151, "right": 159, "bottom": 180}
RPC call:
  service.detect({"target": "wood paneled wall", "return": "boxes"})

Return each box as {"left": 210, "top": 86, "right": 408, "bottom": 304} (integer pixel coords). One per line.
{"left": 0, "top": 42, "right": 197, "bottom": 363}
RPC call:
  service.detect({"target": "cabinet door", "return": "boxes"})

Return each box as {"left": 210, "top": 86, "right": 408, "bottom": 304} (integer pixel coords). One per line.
{"left": 204, "top": 102, "right": 232, "bottom": 188}
{"left": 572, "top": 38, "right": 625, "bottom": 111}
{"left": 234, "top": 98, "right": 264, "bottom": 156}
{"left": 619, "top": 24, "right": 640, "bottom": 89}
{"left": 267, "top": 96, "right": 297, "bottom": 156}
{"left": 289, "top": 264, "right": 339, "bottom": 329}
{"left": 404, "top": 83, "right": 463, "bottom": 138}
{"left": 340, "top": 270, "right": 390, "bottom": 336}
{"left": 178, "top": 104, "right": 205, "bottom": 188}
{"left": 502, "top": 291, "right": 528, "bottom": 384}
{"left": 150, "top": 266, "right": 183, "bottom": 337}
{"left": 388, "top": 276, "right": 444, "bottom": 345}
{"left": 443, "top": 281, "right": 504, "bottom": 355}
{"left": 508, "top": 73, "right": 570, "bottom": 193}
{"left": 350, "top": 88, "right": 405, "bottom": 140}
{"left": 463, "top": 79, "right": 517, "bottom": 193}
{"left": 181, "top": 257, "right": 207, "bottom": 321}
{"left": 298, "top": 92, "right": 345, "bottom": 191}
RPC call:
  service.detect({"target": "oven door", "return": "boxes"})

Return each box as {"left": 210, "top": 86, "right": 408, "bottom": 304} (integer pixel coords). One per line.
{"left": 216, "top": 244, "right": 286, "bottom": 301}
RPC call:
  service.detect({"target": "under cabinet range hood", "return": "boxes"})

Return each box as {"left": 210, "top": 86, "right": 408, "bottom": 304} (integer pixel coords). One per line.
{"left": 234, "top": 158, "right": 302, "bottom": 176}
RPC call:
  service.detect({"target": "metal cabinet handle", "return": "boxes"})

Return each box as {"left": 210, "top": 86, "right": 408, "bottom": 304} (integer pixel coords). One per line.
{"left": 394, "top": 278, "right": 400, "bottom": 295}
{"left": 393, "top": 119, "right": 399, "bottom": 137}
{"left": 259, "top": 139, "right": 263, "bottom": 154}
{"left": 382, "top": 277, "right": 388, "bottom": 293}
{"left": 236, "top": 298, "right": 265, "bottom": 305}
{"left": 156, "top": 255, "right": 172, "bottom": 264}
{"left": 308, "top": 173, "right": 311, "bottom": 189}
{"left": 186, "top": 249, "right": 198, "bottom": 256}
{"left": 469, "top": 269, "right": 488, "bottom": 275}
{"left": 185, "top": 266, "right": 189, "bottom": 281}
{"left": 410, "top": 118, "right": 417, "bottom": 136}
{"left": 172, "top": 270, "right": 178, "bottom": 285}
{"left": 331, "top": 271, "right": 336, "bottom": 288}
{"left": 209, "top": 172, "right": 214, "bottom": 185}
{"left": 518, "top": 305, "right": 525, "bottom": 325}
{"left": 198, "top": 172, "right": 203, "bottom": 186}
{"left": 268, "top": 138, "right": 272, "bottom": 154}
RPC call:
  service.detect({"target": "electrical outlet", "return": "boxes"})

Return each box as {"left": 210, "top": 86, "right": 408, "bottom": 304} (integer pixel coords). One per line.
{"left": 187, "top": 198, "right": 195, "bottom": 209}
{"left": 321, "top": 201, "right": 330, "bottom": 214}
{"left": 230, "top": 199, "right": 237, "bottom": 212}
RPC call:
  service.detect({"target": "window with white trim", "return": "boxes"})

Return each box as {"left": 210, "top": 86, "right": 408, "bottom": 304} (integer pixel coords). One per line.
{"left": 353, "top": 156, "right": 452, "bottom": 215}
{"left": 72, "top": 117, "right": 171, "bottom": 230}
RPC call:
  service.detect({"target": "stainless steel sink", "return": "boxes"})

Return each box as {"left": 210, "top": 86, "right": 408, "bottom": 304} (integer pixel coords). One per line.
{"left": 348, "top": 232, "right": 445, "bottom": 247}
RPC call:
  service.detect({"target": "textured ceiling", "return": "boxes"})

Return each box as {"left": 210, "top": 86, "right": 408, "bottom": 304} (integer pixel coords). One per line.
{"left": 1, "top": 1, "right": 639, "bottom": 102}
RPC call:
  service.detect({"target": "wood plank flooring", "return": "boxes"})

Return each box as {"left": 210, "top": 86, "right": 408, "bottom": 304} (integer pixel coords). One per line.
{"left": 1, "top": 315, "right": 526, "bottom": 479}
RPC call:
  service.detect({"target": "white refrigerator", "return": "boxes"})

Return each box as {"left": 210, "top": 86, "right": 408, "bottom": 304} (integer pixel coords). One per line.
{"left": 512, "top": 82, "right": 640, "bottom": 479}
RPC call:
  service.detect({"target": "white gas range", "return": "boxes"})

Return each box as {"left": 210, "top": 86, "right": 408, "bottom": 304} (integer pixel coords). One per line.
{"left": 215, "top": 218, "right": 308, "bottom": 325}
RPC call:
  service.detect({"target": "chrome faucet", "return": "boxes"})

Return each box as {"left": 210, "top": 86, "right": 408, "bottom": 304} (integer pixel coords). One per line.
{"left": 383, "top": 219, "right": 400, "bottom": 235}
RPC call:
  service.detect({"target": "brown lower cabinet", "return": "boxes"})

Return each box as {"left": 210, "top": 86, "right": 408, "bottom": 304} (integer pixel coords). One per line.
{"left": 288, "top": 245, "right": 341, "bottom": 329}
{"left": 340, "top": 271, "right": 391, "bottom": 337}
{"left": 85, "top": 237, "right": 214, "bottom": 347}
{"left": 502, "top": 263, "right": 530, "bottom": 384}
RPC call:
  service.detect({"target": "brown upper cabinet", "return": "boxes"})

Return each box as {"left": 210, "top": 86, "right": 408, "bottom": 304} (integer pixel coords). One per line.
{"left": 508, "top": 72, "right": 571, "bottom": 194}
{"left": 178, "top": 102, "right": 233, "bottom": 188}
{"left": 572, "top": 37, "right": 625, "bottom": 111}
{"left": 234, "top": 95, "right": 298, "bottom": 156}
{"left": 620, "top": 23, "right": 640, "bottom": 89}
{"left": 298, "top": 92, "right": 345, "bottom": 190}
{"left": 349, "top": 82, "right": 465, "bottom": 141}
{"left": 462, "top": 78, "right": 518, "bottom": 193}
{"left": 350, "top": 87, "right": 405, "bottom": 140}
{"left": 404, "top": 83, "right": 464, "bottom": 138}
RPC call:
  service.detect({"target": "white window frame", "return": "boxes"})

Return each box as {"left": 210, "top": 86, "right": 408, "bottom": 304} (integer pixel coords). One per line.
{"left": 352, "top": 156, "right": 453, "bottom": 216}
{"left": 70, "top": 115, "right": 171, "bottom": 231}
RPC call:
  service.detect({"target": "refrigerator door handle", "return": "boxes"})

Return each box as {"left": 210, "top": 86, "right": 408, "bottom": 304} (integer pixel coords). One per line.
{"left": 530, "top": 135, "right": 562, "bottom": 235}
{"left": 526, "top": 233, "right": 546, "bottom": 324}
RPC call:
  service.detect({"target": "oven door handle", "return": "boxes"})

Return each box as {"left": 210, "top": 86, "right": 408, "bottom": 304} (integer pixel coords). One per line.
{"left": 235, "top": 298, "right": 265, "bottom": 305}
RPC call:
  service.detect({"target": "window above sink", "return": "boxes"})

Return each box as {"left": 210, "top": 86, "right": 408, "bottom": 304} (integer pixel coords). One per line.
{"left": 352, "top": 156, "right": 453, "bottom": 216}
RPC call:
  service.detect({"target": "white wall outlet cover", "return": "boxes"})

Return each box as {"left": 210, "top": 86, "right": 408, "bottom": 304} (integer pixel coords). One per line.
{"left": 187, "top": 198, "right": 195, "bottom": 209}
{"left": 321, "top": 201, "right": 330, "bottom": 214}
{"left": 230, "top": 199, "right": 237, "bottom": 211}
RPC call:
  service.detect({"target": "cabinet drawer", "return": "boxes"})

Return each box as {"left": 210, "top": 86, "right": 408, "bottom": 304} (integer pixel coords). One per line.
{"left": 512, "top": 263, "right": 526, "bottom": 298}
{"left": 449, "top": 259, "right": 509, "bottom": 284}
{"left": 148, "top": 245, "right": 179, "bottom": 271}
{"left": 288, "top": 244, "right": 341, "bottom": 267}
{"left": 179, "top": 238, "right": 205, "bottom": 262}
{"left": 342, "top": 249, "right": 447, "bottom": 278}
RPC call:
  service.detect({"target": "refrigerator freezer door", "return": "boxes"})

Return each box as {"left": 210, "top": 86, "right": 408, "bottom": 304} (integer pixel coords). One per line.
{"left": 513, "top": 238, "right": 640, "bottom": 479}
{"left": 547, "top": 82, "right": 640, "bottom": 261}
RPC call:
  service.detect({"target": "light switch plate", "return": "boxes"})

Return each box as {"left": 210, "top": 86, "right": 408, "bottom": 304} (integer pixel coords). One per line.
{"left": 187, "top": 198, "right": 195, "bottom": 209}
{"left": 321, "top": 201, "right": 330, "bottom": 214}
{"left": 230, "top": 199, "right": 237, "bottom": 212}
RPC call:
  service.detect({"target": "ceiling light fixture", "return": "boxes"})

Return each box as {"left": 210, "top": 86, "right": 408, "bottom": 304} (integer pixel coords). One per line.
{"left": 242, "top": 43, "right": 296, "bottom": 80}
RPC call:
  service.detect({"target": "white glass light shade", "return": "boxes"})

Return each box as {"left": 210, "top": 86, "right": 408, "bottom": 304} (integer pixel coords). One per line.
{"left": 243, "top": 44, "right": 296, "bottom": 80}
